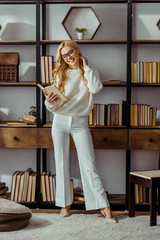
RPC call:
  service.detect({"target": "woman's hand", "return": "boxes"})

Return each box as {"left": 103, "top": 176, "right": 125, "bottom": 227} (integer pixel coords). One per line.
{"left": 80, "top": 55, "right": 88, "bottom": 68}
{"left": 43, "top": 90, "right": 58, "bottom": 103}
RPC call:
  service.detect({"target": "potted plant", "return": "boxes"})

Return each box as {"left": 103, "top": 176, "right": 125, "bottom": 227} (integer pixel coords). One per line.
{"left": 75, "top": 27, "right": 87, "bottom": 40}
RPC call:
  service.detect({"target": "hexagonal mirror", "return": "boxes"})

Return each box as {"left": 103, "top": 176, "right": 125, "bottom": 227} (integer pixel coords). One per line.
{"left": 62, "top": 6, "right": 101, "bottom": 40}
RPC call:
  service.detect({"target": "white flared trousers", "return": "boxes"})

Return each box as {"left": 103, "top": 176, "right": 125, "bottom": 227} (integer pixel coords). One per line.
{"left": 52, "top": 114, "right": 110, "bottom": 210}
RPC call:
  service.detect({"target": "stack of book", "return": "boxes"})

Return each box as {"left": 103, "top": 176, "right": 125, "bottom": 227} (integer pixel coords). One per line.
{"left": 40, "top": 56, "right": 54, "bottom": 84}
{"left": 19, "top": 115, "right": 36, "bottom": 125}
{"left": 41, "top": 172, "right": 74, "bottom": 202}
{"left": 0, "top": 182, "right": 9, "bottom": 199}
{"left": 131, "top": 61, "right": 160, "bottom": 84}
{"left": 74, "top": 188, "right": 85, "bottom": 202}
{"left": 7, "top": 115, "right": 36, "bottom": 126}
{"left": 130, "top": 104, "right": 157, "bottom": 127}
{"left": 10, "top": 168, "right": 37, "bottom": 203}
{"left": 89, "top": 101, "right": 127, "bottom": 126}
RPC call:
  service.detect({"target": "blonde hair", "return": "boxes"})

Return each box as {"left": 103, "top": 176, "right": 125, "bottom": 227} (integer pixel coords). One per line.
{"left": 53, "top": 40, "right": 88, "bottom": 93}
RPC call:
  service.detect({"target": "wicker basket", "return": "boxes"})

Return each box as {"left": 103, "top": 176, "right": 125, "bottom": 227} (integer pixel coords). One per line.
{"left": 0, "top": 53, "right": 19, "bottom": 82}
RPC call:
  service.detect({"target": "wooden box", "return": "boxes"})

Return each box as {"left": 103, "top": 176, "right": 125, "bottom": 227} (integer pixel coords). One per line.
{"left": 0, "top": 52, "right": 19, "bottom": 82}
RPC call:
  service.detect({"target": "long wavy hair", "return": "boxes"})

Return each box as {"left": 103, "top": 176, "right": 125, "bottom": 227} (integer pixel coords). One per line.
{"left": 53, "top": 40, "right": 88, "bottom": 93}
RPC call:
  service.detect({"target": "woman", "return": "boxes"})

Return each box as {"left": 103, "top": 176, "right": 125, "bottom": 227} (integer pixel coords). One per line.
{"left": 44, "top": 40, "right": 117, "bottom": 223}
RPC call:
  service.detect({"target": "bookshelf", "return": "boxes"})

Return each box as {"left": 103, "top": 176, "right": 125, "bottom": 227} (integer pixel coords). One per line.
{"left": 0, "top": 0, "right": 160, "bottom": 211}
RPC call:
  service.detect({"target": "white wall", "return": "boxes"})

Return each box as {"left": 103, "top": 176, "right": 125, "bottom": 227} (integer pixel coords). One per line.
{"left": 0, "top": 3, "right": 160, "bottom": 195}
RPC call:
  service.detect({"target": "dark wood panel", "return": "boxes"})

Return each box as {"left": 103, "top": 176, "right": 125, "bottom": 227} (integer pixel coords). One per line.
{"left": 38, "top": 128, "right": 128, "bottom": 149}
{"left": 91, "top": 129, "right": 128, "bottom": 149}
{"left": 0, "top": 128, "right": 37, "bottom": 148}
{"left": 129, "top": 130, "right": 160, "bottom": 150}
{"left": 37, "top": 128, "right": 53, "bottom": 149}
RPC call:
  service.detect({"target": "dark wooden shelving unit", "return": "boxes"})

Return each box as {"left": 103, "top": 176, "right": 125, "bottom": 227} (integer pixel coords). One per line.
{"left": 0, "top": 0, "right": 160, "bottom": 211}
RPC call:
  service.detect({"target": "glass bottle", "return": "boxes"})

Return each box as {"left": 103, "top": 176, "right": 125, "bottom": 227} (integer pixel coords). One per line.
{"left": 29, "top": 106, "right": 36, "bottom": 117}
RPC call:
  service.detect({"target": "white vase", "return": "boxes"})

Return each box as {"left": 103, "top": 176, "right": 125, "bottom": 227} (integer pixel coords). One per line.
{"left": 77, "top": 32, "right": 84, "bottom": 40}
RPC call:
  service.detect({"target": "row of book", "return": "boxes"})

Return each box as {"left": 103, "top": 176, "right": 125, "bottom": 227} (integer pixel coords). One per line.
{"left": 130, "top": 104, "right": 157, "bottom": 127}
{"left": 0, "top": 182, "right": 8, "bottom": 199}
{"left": 41, "top": 171, "right": 85, "bottom": 203}
{"left": 40, "top": 56, "right": 54, "bottom": 84}
{"left": 131, "top": 61, "right": 160, "bottom": 84}
{"left": 89, "top": 102, "right": 127, "bottom": 126}
{"left": 11, "top": 168, "right": 37, "bottom": 202}
{"left": 41, "top": 172, "right": 57, "bottom": 202}
{"left": 135, "top": 184, "right": 151, "bottom": 204}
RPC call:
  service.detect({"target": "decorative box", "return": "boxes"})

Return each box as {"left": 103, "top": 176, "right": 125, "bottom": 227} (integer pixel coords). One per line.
{"left": 0, "top": 52, "right": 19, "bottom": 82}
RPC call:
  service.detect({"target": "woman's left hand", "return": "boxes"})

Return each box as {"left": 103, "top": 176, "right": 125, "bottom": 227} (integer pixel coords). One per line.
{"left": 80, "top": 55, "right": 88, "bottom": 68}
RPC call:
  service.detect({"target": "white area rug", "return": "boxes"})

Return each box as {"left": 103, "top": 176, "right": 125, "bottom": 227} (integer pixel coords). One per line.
{"left": 0, "top": 213, "right": 160, "bottom": 240}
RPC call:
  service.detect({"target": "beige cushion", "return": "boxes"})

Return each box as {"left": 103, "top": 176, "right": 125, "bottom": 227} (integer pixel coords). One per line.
{"left": 0, "top": 198, "right": 32, "bottom": 232}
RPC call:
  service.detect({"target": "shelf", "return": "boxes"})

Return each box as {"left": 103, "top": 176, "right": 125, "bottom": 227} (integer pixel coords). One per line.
{"left": 132, "top": 0, "right": 160, "bottom": 3}
{"left": 89, "top": 125, "right": 127, "bottom": 129}
{"left": 38, "top": 194, "right": 125, "bottom": 207}
{"left": 41, "top": 40, "right": 127, "bottom": 45}
{"left": 0, "top": 82, "right": 36, "bottom": 87}
{"left": 131, "top": 83, "right": 160, "bottom": 87}
{"left": 0, "top": 0, "right": 36, "bottom": 3}
{"left": 132, "top": 40, "right": 160, "bottom": 44}
{"left": 102, "top": 81, "right": 127, "bottom": 87}
{"left": 0, "top": 40, "right": 36, "bottom": 45}
{"left": 130, "top": 125, "right": 160, "bottom": 129}
{"left": 40, "top": 81, "right": 127, "bottom": 87}
{"left": 42, "top": 0, "right": 128, "bottom": 3}
{"left": 0, "top": 122, "right": 36, "bottom": 127}
{"left": 42, "top": 122, "right": 127, "bottom": 129}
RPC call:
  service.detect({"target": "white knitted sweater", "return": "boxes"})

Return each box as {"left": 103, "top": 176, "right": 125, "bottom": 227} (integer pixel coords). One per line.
{"left": 45, "top": 66, "right": 103, "bottom": 116}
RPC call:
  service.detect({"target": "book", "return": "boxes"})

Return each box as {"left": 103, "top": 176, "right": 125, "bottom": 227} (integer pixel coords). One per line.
{"left": 101, "top": 80, "right": 121, "bottom": 84}
{"left": 22, "top": 168, "right": 33, "bottom": 201}
{"left": 31, "top": 172, "right": 37, "bottom": 202}
{"left": 49, "top": 175, "right": 54, "bottom": 202}
{"left": 41, "top": 172, "right": 47, "bottom": 202}
{"left": 48, "top": 56, "right": 53, "bottom": 83}
{"left": 40, "top": 56, "right": 54, "bottom": 83}
{"left": 74, "top": 187, "right": 84, "bottom": 196}
{"left": 40, "top": 56, "right": 45, "bottom": 83}
{"left": 37, "top": 83, "right": 68, "bottom": 103}
{"left": 18, "top": 171, "right": 25, "bottom": 201}
{"left": 0, "top": 182, "right": 5, "bottom": 189}
{"left": 74, "top": 196, "right": 85, "bottom": 201}
{"left": 14, "top": 171, "right": 23, "bottom": 201}
{"left": 10, "top": 171, "right": 20, "bottom": 201}
{"left": 0, "top": 194, "right": 8, "bottom": 199}
{"left": 26, "top": 171, "right": 34, "bottom": 202}
{"left": 44, "top": 56, "right": 49, "bottom": 83}
{"left": 19, "top": 118, "right": 36, "bottom": 125}
{"left": 0, "top": 187, "right": 8, "bottom": 195}
{"left": 7, "top": 121, "right": 28, "bottom": 126}
{"left": 52, "top": 174, "right": 56, "bottom": 200}
{"left": 70, "top": 179, "right": 74, "bottom": 201}
{"left": 74, "top": 187, "right": 85, "bottom": 202}
{"left": 45, "top": 171, "right": 51, "bottom": 202}
{"left": 23, "top": 115, "right": 36, "bottom": 124}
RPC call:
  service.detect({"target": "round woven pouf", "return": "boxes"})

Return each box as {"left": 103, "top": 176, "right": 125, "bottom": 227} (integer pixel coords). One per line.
{"left": 0, "top": 198, "right": 32, "bottom": 232}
